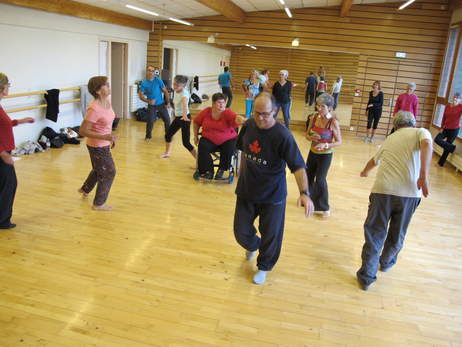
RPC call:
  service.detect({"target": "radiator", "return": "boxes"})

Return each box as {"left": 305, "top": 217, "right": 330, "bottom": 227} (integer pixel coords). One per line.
{"left": 129, "top": 84, "right": 146, "bottom": 112}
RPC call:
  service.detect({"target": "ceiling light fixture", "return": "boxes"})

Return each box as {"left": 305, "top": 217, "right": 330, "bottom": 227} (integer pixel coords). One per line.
{"left": 207, "top": 35, "right": 216, "bottom": 43}
{"left": 284, "top": 7, "right": 293, "bottom": 18}
{"left": 398, "top": 0, "right": 416, "bottom": 10}
{"left": 169, "top": 17, "right": 194, "bottom": 26}
{"left": 125, "top": 4, "right": 159, "bottom": 16}
{"left": 292, "top": 38, "right": 299, "bottom": 46}
{"left": 279, "top": 0, "right": 285, "bottom": 4}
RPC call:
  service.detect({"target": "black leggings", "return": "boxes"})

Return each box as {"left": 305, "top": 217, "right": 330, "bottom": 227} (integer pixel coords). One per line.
{"left": 367, "top": 108, "right": 382, "bottom": 129}
{"left": 0, "top": 159, "right": 17, "bottom": 227}
{"left": 197, "top": 137, "right": 236, "bottom": 174}
{"left": 306, "top": 151, "right": 333, "bottom": 211}
{"left": 435, "top": 128, "right": 459, "bottom": 166}
{"left": 165, "top": 115, "right": 194, "bottom": 152}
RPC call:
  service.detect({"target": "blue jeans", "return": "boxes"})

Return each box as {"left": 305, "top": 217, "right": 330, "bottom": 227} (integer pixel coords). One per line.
{"left": 245, "top": 99, "right": 254, "bottom": 118}
{"left": 275, "top": 102, "right": 291, "bottom": 127}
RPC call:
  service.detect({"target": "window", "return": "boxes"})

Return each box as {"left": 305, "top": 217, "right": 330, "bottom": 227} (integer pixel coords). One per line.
{"left": 432, "top": 26, "right": 462, "bottom": 137}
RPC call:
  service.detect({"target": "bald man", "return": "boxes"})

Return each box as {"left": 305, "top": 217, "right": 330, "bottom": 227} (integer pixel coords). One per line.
{"left": 233, "top": 92, "right": 314, "bottom": 284}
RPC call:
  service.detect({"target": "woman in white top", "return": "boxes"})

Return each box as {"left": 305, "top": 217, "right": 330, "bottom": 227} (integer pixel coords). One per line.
{"left": 161, "top": 75, "right": 197, "bottom": 160}
{"left": 331, "top": 76, "right": 343, "bottom": 110}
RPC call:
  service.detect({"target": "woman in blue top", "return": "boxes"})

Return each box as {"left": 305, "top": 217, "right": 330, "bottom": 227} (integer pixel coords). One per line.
{"left": 161, "top": 75, "right": 197, "bottom": 161}
{"left": 242, "top": 70, "right": 261, "bottom": 118}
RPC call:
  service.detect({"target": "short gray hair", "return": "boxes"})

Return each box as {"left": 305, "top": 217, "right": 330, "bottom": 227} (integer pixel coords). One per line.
{"left": 408, "top": 82, "right": 416, "bottom": 90}
{"left": 280, "top": 70, "right": 289, "bottom": 78}
{"left": 393, "top": 111, "right": 416, "bottom": 129}
{"left": 174, "top": 75, "right": 188, "bottom": 85}
{"left": 0, "top": 72, "right": 9, "bottom": 91}
{"left": 317, "top": 93, "right": 335, "bottom": 108}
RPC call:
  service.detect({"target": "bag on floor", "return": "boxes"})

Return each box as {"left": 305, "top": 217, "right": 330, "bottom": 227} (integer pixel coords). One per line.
{"left": 135, "top": 107, "right": 149, "bottom": 122}
{"left": 191, "top": 93, "right": 202, "bottom": 104}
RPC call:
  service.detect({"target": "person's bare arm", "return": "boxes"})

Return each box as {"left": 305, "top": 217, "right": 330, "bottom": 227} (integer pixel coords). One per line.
{"left": 294, "top": 168, "right": 314, "bottom": 217}
{"left": 417, "top": 139, "right": 432, "bottom": 197}
{"left": 138, "top": 91, "right": 153, "bottom": 105}
{"left": 360, "top": 158, "right": 378, "bottom": 177}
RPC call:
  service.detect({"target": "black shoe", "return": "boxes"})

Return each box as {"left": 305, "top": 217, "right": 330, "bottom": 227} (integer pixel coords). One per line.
{"left": 200, "top": 171, "right": 214, "bottom": 180}
{"left": 0, "top": 223, "right": 16, "bottom": 229}
{"left": 215, "top": 169, "right": 226, "bottom": 180}
{"left": 356, "top": 277, "right": 370, "bottom": 291}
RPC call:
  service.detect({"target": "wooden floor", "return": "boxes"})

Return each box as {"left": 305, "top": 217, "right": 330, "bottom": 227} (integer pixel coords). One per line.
{"left": 1, "top": 119, "right": 462, "bottom": 347}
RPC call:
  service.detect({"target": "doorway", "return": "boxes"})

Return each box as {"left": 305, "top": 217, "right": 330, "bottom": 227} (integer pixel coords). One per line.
{"left": 98, "top": 40, "right": 128, "bottom": 119}
{"left": 162, "top": 47, "right": 177, "bottom": 89}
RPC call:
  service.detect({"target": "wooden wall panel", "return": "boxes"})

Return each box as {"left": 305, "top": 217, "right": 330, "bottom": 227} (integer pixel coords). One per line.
{"left": 230, "top": 47, "right": 358, "bottom": 104}
{"left": 147, "top": 1, "right": 450, "bottom": 131}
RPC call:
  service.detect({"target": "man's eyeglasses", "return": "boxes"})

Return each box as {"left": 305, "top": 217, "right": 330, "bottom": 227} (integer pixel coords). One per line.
{"left": 254, "top": 111, "right": 273, "bottom": 118}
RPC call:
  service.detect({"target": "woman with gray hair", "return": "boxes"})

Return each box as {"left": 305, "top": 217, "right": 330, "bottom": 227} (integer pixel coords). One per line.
{"left": 305, "top": 93, "right": 342, "bottom": 218}
{"left": 0, "top": 72, "right": 35, "bottom": 229}
{"left": 272, "top": 70, "right": 297, "bottom": 128}
{"left": 393, "top": 82, "right": 419, "bottom": 119}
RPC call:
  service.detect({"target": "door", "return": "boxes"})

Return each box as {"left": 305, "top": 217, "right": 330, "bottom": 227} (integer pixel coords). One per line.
{"left": 111, "top": 42, "right": 128, "bottom": 119}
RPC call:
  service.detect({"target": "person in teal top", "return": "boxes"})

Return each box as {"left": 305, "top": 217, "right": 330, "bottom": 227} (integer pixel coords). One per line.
{"left": 160, "top": 75, "right": 196, "bottom": 160}
{"left": 242, "top": 70, "right": 261, "bottom": 118}
{"left": 218, "top": 67, "right": 233, "bottom": 108}
{"left": 138, "top": 66, "right": 171, "bottom": 141}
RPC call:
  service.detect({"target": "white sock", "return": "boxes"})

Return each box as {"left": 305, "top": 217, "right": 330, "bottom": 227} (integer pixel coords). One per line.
{"left": 246, "top": 250, "right": 257, "bottom": 260}
{"left": 253, "top": 270, "right": 267, "bottom": 284}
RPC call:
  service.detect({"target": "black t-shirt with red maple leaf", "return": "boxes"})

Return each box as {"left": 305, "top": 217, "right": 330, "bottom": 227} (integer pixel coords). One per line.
{"left": 236, "top": 118, "right": 306, "bottom": 203}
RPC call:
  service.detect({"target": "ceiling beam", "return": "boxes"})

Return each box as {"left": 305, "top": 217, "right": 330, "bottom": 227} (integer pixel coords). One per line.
{"left": 0, "top": 0, "right": 152, "bottom": 31}
{"left": 340, "top": 0, "right": 354, "bottom": 17}
{"left": 193, "top": 0, "right": 246, "bottom": 23}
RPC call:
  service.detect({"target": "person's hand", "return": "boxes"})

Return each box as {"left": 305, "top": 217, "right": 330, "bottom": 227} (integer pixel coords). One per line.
{"left": 20, "top": 117, "right": 35, "bottom": 124}
{"left": 0, "top": 152, "right": 14, "bottom": 165}
{"left": 367, "top": 104, "right": 372, "bottom": 108}
{"left": 149, "top": 99, "right": 155, "bottom": 105}
{"left": 297, "top": 194, "right": 314, "bottom": 217}
{"left": 314, "top": 142, "right": 328, "bottom": 151}
{"left": 236, "top": 115, "right": 247, "bottom": 124}
{"left": 194, "top": 136, "right": 199, "bottom": 146}
{"left": 181, "top": 115, "right": 190, "bottom": 122}
{"left": 360, "top": 170, "right": 368, "bottom": 177}
{"left": 417, "top": 175, "right": 429, "bottom": 197}
{"left": 107, "top": 134, "right": 118, "bottom": 148}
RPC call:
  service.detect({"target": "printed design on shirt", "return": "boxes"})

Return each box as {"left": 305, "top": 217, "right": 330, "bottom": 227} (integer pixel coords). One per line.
{"left": 244, "top": 139, "right": 268, "bottom": 166}
{"left": 249, "top": 140, "right": 261, "bottom": 154}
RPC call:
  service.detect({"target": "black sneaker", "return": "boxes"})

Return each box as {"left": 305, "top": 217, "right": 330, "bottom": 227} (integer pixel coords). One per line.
{"left": 215, "top": 169, "right": 226, "bottom": 180}
{"left": 0, "top": 223, "right": 16, "bottom": 229}
{"left": 200, "top": 171, "right": 214, "bottom": 180}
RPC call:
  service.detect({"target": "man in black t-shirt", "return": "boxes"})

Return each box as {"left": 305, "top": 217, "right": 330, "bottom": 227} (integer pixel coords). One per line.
{"left": 234, "top": 92, "right": 314, "bottom": 285}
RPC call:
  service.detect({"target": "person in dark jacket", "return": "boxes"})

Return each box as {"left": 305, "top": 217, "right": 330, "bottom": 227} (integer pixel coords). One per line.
{"left": 305, "top": 72, "right": 317, "bottom": 107}
{"left": 272, "top": 70, "right": 297, "bottom": 128}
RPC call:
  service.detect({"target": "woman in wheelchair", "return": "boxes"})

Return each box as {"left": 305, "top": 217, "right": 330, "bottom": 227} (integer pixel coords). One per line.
{"left": 193, "top": 93, "right": 245, "bottom": 180}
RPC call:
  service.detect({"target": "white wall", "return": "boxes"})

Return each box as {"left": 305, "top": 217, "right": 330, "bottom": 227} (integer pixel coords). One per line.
{"left": 0, "top": 4, "right": 149, "bottom": 144}
{"left": 163, "top": 40, "right": 231, "bottom": 97}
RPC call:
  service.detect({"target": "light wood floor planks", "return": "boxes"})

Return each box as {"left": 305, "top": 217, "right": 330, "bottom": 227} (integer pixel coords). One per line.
{"left": 0, "top": 119, "right": 461, "bottom": 347}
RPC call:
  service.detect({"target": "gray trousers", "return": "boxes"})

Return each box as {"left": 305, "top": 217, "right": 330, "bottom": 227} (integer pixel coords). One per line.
{"left": 357, "top": 193, "right": 420, "bottom": 285}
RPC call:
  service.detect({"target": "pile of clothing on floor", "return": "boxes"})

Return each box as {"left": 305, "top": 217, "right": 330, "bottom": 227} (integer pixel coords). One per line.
{"left": 12, "top": 126, "right": 83, "bottom": 157}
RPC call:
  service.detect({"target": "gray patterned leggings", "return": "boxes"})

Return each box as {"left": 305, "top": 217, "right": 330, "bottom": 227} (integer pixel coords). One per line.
{"left": 81, "top": 145, "right": 116, "bottom": 206}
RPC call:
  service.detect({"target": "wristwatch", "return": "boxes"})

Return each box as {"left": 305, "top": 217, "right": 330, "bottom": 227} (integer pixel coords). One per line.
{"left": 300, "top": 190, "right": 310, "bottom": 197}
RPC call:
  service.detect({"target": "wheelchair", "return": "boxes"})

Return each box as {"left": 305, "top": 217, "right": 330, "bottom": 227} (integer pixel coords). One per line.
{"left": 193, "top": 149, "right": 240, "bottom": 184}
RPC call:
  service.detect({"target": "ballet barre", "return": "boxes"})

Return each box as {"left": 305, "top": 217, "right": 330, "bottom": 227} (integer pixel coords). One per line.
{"left": 4, "top": 86, "right": 81, "bottom": 113}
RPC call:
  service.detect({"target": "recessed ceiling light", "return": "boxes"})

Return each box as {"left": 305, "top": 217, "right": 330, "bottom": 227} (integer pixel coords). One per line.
{"left": 125, "top": 4, "right": 159, "bottom": 16}
{"left": 398, "top": 0, "right": 416, "bottom": 10}
{"left": 169, "top": 17, "right": 194, "bottom": 26}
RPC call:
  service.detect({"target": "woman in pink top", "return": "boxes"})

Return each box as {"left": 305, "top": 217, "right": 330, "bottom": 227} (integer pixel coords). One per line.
{"left": 78, "top": 76, "right": 118, "bottom": 210}
{"left": 393, "top": 82, "right": 419, "bottom": 118}
{"left": 193, "top": 93, "right": 245, "bottom": 180}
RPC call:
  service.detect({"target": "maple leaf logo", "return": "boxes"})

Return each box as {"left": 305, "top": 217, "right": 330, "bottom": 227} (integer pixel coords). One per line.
{"left": 249, "top": 140, "right": 261, "bottom": 154}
